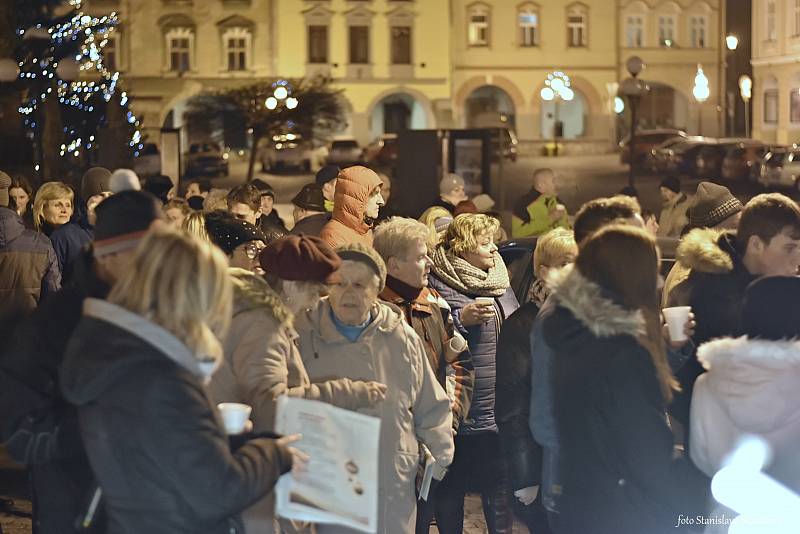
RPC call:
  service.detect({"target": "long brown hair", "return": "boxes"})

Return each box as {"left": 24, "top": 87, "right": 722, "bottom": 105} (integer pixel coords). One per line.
{"left": 575, "top": 224, "right": 678, "bottom": 403}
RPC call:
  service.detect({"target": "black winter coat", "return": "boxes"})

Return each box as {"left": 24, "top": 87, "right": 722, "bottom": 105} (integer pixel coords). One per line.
{"left": 0, "top": 249, "right": 106, "bottom": 534}
{"left": 543, "top": 267, "right": 709, "bottom": 534}
{"left": 289, "top": 212, "right": 328, "bottom": 237}
{"left": 495, "top": 302, "right": 542, "bottom": 491}
{"left": 60, "top": 299, "right": 292, "bottom": 534}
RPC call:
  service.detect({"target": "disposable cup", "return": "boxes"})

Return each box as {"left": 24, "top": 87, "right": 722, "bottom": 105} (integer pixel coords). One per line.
{"left": 217, "top": 403, "right": 252, "bottom": 435}
{"left": 663, "top": 306, "right": 692, "bottom": 342}
{"left": 475, "top": 297, "right": 494, "bottom": 307}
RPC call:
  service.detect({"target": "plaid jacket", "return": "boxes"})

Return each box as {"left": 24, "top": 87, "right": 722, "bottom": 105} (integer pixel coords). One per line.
{"left": 379, "top": 284, "right": 474, "bottom": 430}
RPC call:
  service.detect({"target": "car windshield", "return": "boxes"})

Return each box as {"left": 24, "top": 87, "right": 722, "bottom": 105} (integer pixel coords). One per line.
{"left": 332, "top": 140, "right": 358, "bottom": 149}
{"left": 766, "top": 151, "right": 788, "bottom": 166}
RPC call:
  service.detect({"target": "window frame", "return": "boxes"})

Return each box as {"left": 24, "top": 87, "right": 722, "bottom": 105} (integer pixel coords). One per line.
{"left": 349, "top": 24, "right": 370, "bottom": 64}
{"left": 467, "top": 4, "right": 491, "bottom": 47}
{"left": 518, "top": 4, "right": 540, "bottom": 48}
{"left": 103, "top": 31, "right": 119, "bottom": 71}
{"left": 165, "top": 27, "right": 194, "bottom": 73}
{"left": 222, "top": 27, "right": 251, "bottom": 72}
{"left": 566, "top": 5, "right": 588, "bottom": 48}
{"left": 658, "top": 14, "right": 677, "bottom": 47}
{"left": 307, "top": 24, "right": 329, "bottom": 64}
{"left": 791, "top": 88, "right": 800, "bottom": 123}
{"left": 767, "top": 0, "right": 777, "bottom": 41}
{"left": 764, "top": 89, "right": 779, "bottom": 124}
{"left": 390, "top": 25, "right": 412, "bottom": 64}
{"left": 689, "top": 14, "right": 707, "bottom": 48}
{"left": 626, "top": 14, "right": 644, "bottom": 48}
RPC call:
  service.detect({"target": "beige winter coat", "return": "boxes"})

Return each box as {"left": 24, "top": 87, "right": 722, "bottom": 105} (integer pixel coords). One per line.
{"left": 295, "top": 298, "right": 455, "bottom": 534}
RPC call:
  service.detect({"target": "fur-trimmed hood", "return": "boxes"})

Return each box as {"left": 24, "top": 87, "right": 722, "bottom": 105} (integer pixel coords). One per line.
{"left": 229, "top": 268, "right": 292, "bottom": 327}
{"left": 676, "top": 228, "right": 736, "bottom": 274}
{"left": 548, "top": 265, "right": 645, "bottom": 339}
{"left": 697, "top": 336, "right": 800, "bottom": 433}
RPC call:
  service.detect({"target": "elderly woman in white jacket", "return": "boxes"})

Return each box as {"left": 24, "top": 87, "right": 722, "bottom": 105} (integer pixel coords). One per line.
{"left": 295, "top": 243, "right": 455, "bottom": 534}
{"left": 690, "top": 276, "right": 800, "bottom": 530}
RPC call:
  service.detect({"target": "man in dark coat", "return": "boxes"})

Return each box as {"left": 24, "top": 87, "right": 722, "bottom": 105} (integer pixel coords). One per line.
{"left": 667, "top": 193, "right": 800, "bottom": 425}
{"left": 289, "top": 183, "right": 329, "bottom": 237}
{"left": 0, "top": 191, "right": 164, "bottom": 534}
{"left": 251, "top": 180, "right": 288, "bottom": 234}
{"left": 0, "top": 171, "right": 61, "bottom": 340}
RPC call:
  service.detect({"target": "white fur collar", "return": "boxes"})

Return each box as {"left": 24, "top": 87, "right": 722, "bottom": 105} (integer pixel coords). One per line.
{"left": 549, "top": 265, "right": 645, "bottom": 338}
{"left": 698, "top": 336, "right": 800, "bottom": 370}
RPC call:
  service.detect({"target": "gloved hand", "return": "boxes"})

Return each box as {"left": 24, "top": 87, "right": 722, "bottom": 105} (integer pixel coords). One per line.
{"left": 514, "top": 485, "right": 540, "bottom": 506}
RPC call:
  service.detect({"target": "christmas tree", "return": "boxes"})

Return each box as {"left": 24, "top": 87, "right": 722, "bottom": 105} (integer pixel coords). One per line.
{"left": 6, "top": 0, "right": 140, "bottom": 181}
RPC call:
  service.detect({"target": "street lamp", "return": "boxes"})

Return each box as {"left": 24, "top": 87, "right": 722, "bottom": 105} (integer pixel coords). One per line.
{"left": 726, "top": 34, "right": 739, "bottom": 51}
{"left": 724, "top": 34, "right": 739, "bottom": 136}
{"left": 619, "top": 55, "right": 649, "bottom": 188}
{"left": 739, "top": 75, "right": 752, "bottom": 137}
{"left": 540, "top": 71, "right": 573, "bottom": 157}
{"left": 693, "top": 64, "right": 710, "bottom": 135}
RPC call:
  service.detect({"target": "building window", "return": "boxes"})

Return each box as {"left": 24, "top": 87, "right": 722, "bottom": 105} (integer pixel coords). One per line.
{"left": 792, "top": 90, "right": 800, "bottom": 122}
{"left": 658, "top": 15, "right": 676, "bottom": 47}
{"left": 519, "top": 6, "right": 539, "bottom": 47}
{"left": 104, "top": 33, "right": 118, "bottom": 71}
{"left": 349, "top": 25, "right": 369, "bottom": 64}
{"left": 767, "top": 1, "right": 777, "bottom": 41}
{"left": 468, "top": 5, "right": 490, "bottom": 46}
{"left": 626, "top": 15, "right": 644, "bottom": 48}
{"left": 689, "top": 15, "right": 706, "bottom": 48}
{"left": 166, "top": 28, "right": 193, "bottom": 72}
{"left": 391, "top": 26, "right": 411, "bottom": 64}
{"left": 308, "top": 25, "right": 328, "bottom": 63}
{"left": 794, "top": 0, "right": 800, "bottom": 36}
{"left": 223, "top": 28, "right": 250, "bottom": 71}
{"left": 765, "top": 89, "right": 779, "bottom": 123}
{"left": 567, "top": 5, "right": 588, "bottom": 48}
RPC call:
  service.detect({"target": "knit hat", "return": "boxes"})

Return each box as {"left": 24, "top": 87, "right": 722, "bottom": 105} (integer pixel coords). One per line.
{"left": 259, "top": 235, "right": 341, "bottom": 282}
{"left": 109, "top": 169, "right": 141, "bottom": 193}
{"left": 472, "top": 194, "right": 495, "bottom": 213}
{"left": 252, "top": 179, "right": 275, "bottom": 199}
{"left": 335, "top": 242, "right": 387, "bottom": 291}
{"left": 204, "top": 211, "right": 266, "bottom": 256}
{"left": 187, "top": 196, "right": 205, "bottom": 211}
{"left": 93, "top": 191, "right": 163, "bottom": 257}
{"left": 660, "top": 176, "right": 681, "bottom": 194}
{"left": 0, "top": 170, "right": 10, "bottom": 208}
{"left": 439, "top": 173, "right": 465, "bottom": 196}
{"left": 315, "top": 164, "right": 340, "bottom": 186}
{"left": 434, "top": 215, "right": 454, "bottom": 234}
{"left": 742, "top": 276, "right": 800, "bottom": 340}
{"left": 292, "top": 183, "right": 326, "bottom": 212}
{"left": 454, "top": 200, "right": 478, "bottom": 217}
{"left": 80, "top": 167, "right": 111, "bottom": 202}
{"left": 688, "top": 182, "right": 743, "bottom": 228}
{"left": 142, "top": 174, "right": 174, "bottom": 204}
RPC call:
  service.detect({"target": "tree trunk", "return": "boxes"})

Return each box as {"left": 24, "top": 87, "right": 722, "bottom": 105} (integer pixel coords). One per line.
{"left": 247, "top": 132, "right": 261, "bottom": 182}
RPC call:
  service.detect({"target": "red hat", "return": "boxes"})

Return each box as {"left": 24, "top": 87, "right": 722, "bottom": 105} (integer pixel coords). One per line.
{"left": 259, "top": 235, "right": 341, "bottom": 282}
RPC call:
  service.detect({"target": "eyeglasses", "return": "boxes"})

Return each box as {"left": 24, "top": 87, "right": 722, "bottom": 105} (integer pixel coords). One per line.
{"left": 243, "top": 242, "right": 265, "bottom": 259}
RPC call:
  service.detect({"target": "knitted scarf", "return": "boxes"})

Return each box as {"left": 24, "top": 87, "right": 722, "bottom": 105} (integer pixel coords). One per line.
{"left": 431, "top": 246, "right": 510, "bottom": 297}
{"left": 526, "top": 278, "right": 550, "bottom": 307}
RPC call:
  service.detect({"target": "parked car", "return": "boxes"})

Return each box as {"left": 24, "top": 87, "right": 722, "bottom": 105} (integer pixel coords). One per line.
{"left": 758, "top": 146, "right": 800, "bottom": 191}
{"left": 363, "top": 134, "right": 398, "bottom": 168}
{"left": 186, "top": 142, "right": 229, "bottom": 177}
{"left": 695, "top": 139, "right": 765, "bottom": 181}
{"left": 327, "top": 139, "right": 362, "bottom": 167}
{"left": 654, "top": 137, "right": 717, "bottom": 176}
{"left": 260, "top": 134, "right": 314, "bottom": 172}
{"left": 133, "top": 142, "right": 161, "bottom": 178}
{"left": 646, "top": 136, "right": 690, "bottom": 172}
{"left": 620, "top": 129, "right": 686, "bottom": 166}
{"left": 721, "top": 141, "right": 770, "bottom": 181}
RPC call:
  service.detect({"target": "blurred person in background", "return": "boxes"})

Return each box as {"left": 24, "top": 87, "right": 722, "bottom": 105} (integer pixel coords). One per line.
{"left": 185, "top": 179, "right": 211, "bottom": 201}
{"left": 432, "top": 173, "right": 468, "bottom": 215}
{"left": 418, "top": 206, "right": 453, "bottom": 252}
{"left": 60, "top": 228, "right": 306, "bottom": 534}
{"left": 290, "top": 183, "right": 328, "bottom": 237}
{"left": 315, "top": 164, "right": 340, "bottom": 213}
{"left": 142, "top": 174, "right": 175, "bottom": 205}
{"left": 657, "top": 176, "right": 690, "bottom": 238}
{"left": 183, "top": 211, "right": 210, "bottom": 242}
{"left": 164, "top": 198, "right": 191, "bottom": 229}
{"left": 227, "top": 184, "right": 262, "bottom": 226}
{"left": 428, "top": 213, "right": 519, "bottom": 534}
{"left": 512, "top": 169, "right": 569, "bottom": 239}
{"left": 9, "top": 175, "right": 34, "bottom": 228}
{"left": 252, "top": 179, "right": 288, "bottom": 234}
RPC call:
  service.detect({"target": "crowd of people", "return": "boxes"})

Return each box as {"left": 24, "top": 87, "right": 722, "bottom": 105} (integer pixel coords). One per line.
{"left": 1, "top": 160, "right": 800, "bottom": 534}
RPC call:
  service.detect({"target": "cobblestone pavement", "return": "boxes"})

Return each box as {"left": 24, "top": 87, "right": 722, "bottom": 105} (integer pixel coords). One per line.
{"left": 429, "top": 494, "right": 528, "bottom": 534}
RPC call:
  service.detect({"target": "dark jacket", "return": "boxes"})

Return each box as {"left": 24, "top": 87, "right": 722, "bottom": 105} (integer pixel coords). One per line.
{"left": 543, "top": 267, "right": 708, "bottom": 534}
{"left": 289, "top": 212, "right": 328, "bottom": 237}
{"left": 257, "top": 210, "right": 288, "bottom": 236}
{"left": 47, "top": 220, "right": 93, "bottom": 283}
{"left": 0, "top": 248, "right": 104, "bottom": 534}
{"left": 428, "top": 274, "right": 519, "bottom": 435}
{"left": 667, "top": 229, "right": 757, "bottom": 425}
{"left": 379, "top": 277, "right": 475, "bottom": 430}
{"left": 495, "top": 302, "right": 542, "bottom": 491}
{"left": 60, "top": 299, "right": 292, "bottom": 534}
{"left": 0, "top": 207, "right": 60, "bottom": 338}
{"left": 430, "top": 197, "right": 457, "bottom": 215}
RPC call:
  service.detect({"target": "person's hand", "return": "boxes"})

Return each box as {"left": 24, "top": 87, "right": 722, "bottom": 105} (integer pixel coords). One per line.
{"left": 549, "top": 203, "right": 566, "bottom": 222}
{"left": 514, "top": 486, "right": 539, "bottom": 506}
{"left": 662, "top": 312, "right": 696, "bottom": 349}
{"left": 86, "top": 192, "right": 111, "bottom": 226}
{"left": 276, "top": 434, "right": 310, "bottom": 476}
{"left": 365, "top": 381, "right": 387, "bottom": 404}
{"left": 461, "top": 302, "right": 494, "bottom": 326}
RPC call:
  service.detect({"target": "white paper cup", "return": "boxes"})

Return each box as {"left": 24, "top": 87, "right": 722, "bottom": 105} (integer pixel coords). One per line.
{"left": 475, "top": 297, "right": 494, "bottom": 307}
{"left": 663, "top": 306, "right": 692, "bottom": 342}
{"left": 217, "top": 403, "right": 252, "bottom": 435}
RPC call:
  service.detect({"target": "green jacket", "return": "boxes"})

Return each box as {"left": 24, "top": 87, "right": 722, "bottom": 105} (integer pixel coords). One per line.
{"left": 511, "top": 189, "right": 569, "bottom": 238}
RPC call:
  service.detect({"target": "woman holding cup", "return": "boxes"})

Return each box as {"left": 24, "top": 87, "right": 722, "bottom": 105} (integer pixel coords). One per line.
{"left": 428, "top": 213, "right": 519, "bottom": 533}
{"left": 61, "top": 228, "right": 305, "bottom": 534}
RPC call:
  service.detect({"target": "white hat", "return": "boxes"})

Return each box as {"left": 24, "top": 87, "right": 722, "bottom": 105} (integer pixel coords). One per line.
{"left": 109, "top": 169, "right": 141, "bottom": 193}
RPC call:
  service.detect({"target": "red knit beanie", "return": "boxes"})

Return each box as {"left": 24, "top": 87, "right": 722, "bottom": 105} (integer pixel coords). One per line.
{"left": 259, "top": 234, "right": 341, "bottom": 282}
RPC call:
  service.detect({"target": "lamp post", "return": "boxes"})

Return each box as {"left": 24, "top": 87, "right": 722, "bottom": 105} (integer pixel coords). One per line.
{"left": 725, "top": 34, "right": 739, "bottom": 136}
{"left": 739, "top": 75, "right": 752, "bottom": 137}
{"left": 246, "top": 80, "right": 300, "bottom": 182}
{"left": 692, "top": 64, "right": 710, "bottom": 136}
{"left": 619, "top": 56, "right": 648, "bottom": 188}
{"left": 540, "top": 71, "right": 574, "bottom": 157}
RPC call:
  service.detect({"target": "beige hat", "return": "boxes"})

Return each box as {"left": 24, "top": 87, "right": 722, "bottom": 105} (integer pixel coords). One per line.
{"left": 335, "top": 242, "right": 387, "bottom": 291}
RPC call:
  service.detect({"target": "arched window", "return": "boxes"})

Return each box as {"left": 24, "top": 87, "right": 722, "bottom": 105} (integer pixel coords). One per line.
{"left": 566, "top": 4, "right": 588, "bottom": 48}
{"left": 468, "top": 3, "right": 490, "bottom": 47}
{"left": 165, "top": 27, "right": 194, "bottom": 73}
{"left": 222, "top": 27, "right": 251, "bottom": 71}
{"left": 518, "top": 3, "right": 540, "bottom": 47}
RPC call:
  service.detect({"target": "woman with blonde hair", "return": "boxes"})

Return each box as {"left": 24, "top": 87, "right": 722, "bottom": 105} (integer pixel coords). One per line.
{"left": 60, "top": 228, "right": 304, "bottom": 534}
{"left": 419, "top": 205, "right": 453, "bottom": 251}
{"left": 182, "top": 210, "right": 210, "bottom": 242}
{"left": 33, "top": 181, "right": 92, "bottom": 281}
{"left": 541, "top": 225, "right": 708, "bottom": 534}
{"left": 428, "top": 213, "right": 519, "bottom": 533}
